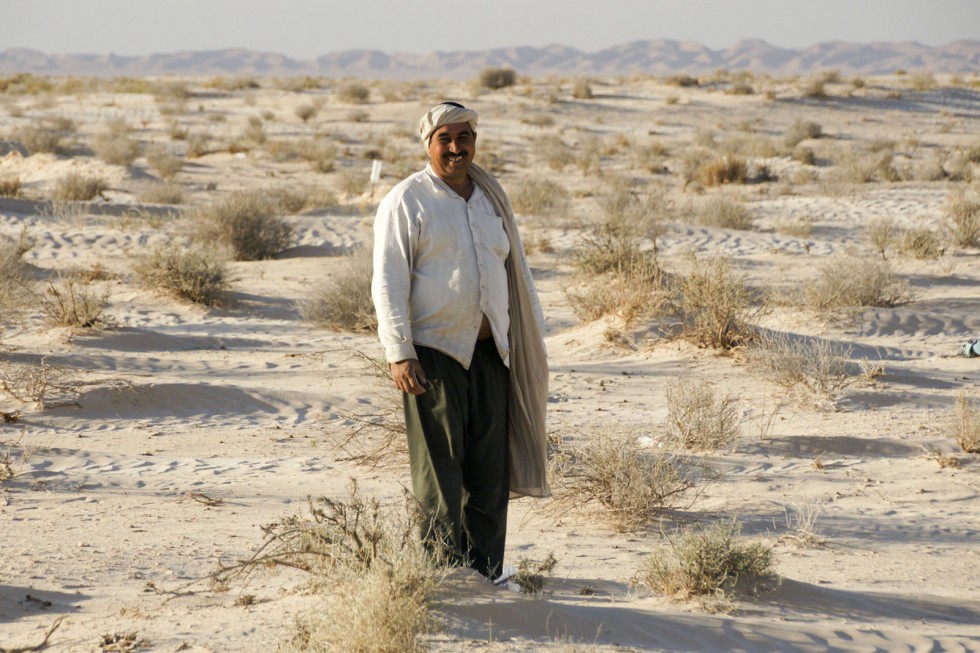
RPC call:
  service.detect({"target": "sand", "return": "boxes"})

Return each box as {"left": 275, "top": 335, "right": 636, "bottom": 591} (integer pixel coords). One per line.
{"left": 1, "top": 73, "right": 979, "bottom": 651}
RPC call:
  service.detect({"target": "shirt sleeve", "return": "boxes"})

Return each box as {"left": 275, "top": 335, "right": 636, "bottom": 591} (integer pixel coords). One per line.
{"left": 371, "top": 192, "right": 419, "bottom": 363}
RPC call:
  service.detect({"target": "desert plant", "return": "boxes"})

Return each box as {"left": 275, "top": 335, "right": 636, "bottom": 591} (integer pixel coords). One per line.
{"left": 783, "top": 120, "right": 822, "bottom": 149}
{"left": 134, "top": 243, "right": 230, "bottom": 306}
{"left": 946, "top": 188, "right": 980, "bottom": 248}
{"left": 695, "top": 153, "right": 748, "bottom": 186}
{"left": 897, "top": 227, "right": 943, "bottom": 259}
{"left": 675, "top": 256, "right": 765, "bottom": 349}
{"left": 780, "top": 498, "right": 825, "bottom": 547}
{"left": 336, "top": 83, "right": 370, "bottom": 104}
{"left": 665, "top": 378, "right": 742, "bottom": 450}
{"left": 948, "top": 392, "right": 980, "bottom": 454}
{"left": 774, "top": 215, "right": 813, "bottom": 238}
{"left": 0, "top": 175, "right": 21, "bottom": 198}
{"left": 0, "top": 230, "right": 34, "bottom": 317}
{"left": 508, "top": 553, "right": 559, "bottom": 595}
{"left": 191, "top": 190, "right": 293, "bottom": 260}
{"left": 744, "top": 331, "right": 854, "bottom": 401}
{"left": 866, "top": 217, "right": 899, "bottom": 257}
{"left": 534, "top": 134, "right": 574, "bottom": 170}
{"left": 572, "top": 79, "right": 593, "bottom": 99}
{"left": 805, "top": 256, "right": 912, "bottom": 309}
{"left": 14, "top": 123, "right": 69, "bottom": 155}
{"left": 295, "top": 103, "right": 318, "bottom": 123}
{"left": 478, "top": 67, "right": 517, "bottom": 90}
{"left": 136, "top": 181, "right": 185, "bottom": 205}
{"left": 689, "top": 196, "right": 754, "bottom": 230}
{"left": 300, "top": 247, "right": 376, "bottom": 332}
{"left": 53, "top": 172, "right": 106, "bottom": 201}
{"left": 638, "top": 519, "right": 774, "bottom": 601}
{"left": 574, "top": 189, "right": 667, "bottom": 275}
{"left": 145, "top": 144, "right": 184, "bottom": 178}
{"left": 91, "top": 121, "right": 140, "bottom": 165}
{"left": 37, "top": 278, "right": 110, "bottom": 328}
{"left": 509, "top": 176, "right": 570, "bottom": 217}
{"left": 549, "top": 424, "right": 698, "bottom": 531}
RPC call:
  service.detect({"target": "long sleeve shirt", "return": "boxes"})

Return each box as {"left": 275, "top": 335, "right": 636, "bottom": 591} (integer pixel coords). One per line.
{"left": 372, "top": 165, "right": 511, "bottom": 370}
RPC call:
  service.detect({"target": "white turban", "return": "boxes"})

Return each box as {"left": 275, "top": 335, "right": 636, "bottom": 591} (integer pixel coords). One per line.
{"left": 418, "top": 102, "right": 478, "bottom": 149}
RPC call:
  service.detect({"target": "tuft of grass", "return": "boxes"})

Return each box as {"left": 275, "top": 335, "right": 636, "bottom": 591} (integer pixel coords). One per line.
{"left": 805, "top": 256, "right": 912, "bottom": 309}
{"left": 14, "top": 123, "right": 70, "bottom": 155}
{"left": 897, "top": 227, "right": 943, "bottom": 259}
{"left": 0, "top": 175, "right": 22, "bottom": 198}
{"left": 866, "top": 217, "right": 899, "bottom": 257}
{"left": 191, "top": 190, "right": 293, "bottom": 261}
{"left": 509, "top": 176, "right": 571, "bottom": 217}
{"left": 534, "top": 134, "right": 573, "bottom": 170}
{"left": 744, "top": 332, "right": 854, "bottom": 403}
{"left": 572, "top": 79, "right": 593, "bottom": 99}
{"left": 91, "top": 121, "right": 140, "bottom": 166}
{"left": 665, "top": 378, "right": 742, "bottom": 450}
{"left": 675, "top": 256, "right": 765, "bottom": 350}
{"left": 37, "top": 278, "right": 110, "bottom": 328}
{"left": 695, "top": 154, "right": 748, "bottom": 186}
{"left": 637, "top": 519, "right": 775, "bottom": 602}
{"left": 136, "top": 181, "right": 185, "bottom": 205}
{"left": 294, "top": 103, "right": 319, "bottom": 123}
{"left": 478, "top": 67, "right": 517, "bottom": 89}
{"left": 300, "top": 247, "right": 376, "bottom": 332}
{"left": 133, "top": 243, "right": 230, "bottom": 306}
{"left": 688, "top": 196, "right": 754, "bottom": 231}
{"left": 549, "top": 424, "right": 698, "bottom": 532}
{"left": 145, "top": 144, "right": 184, "bottom": 179}
{"left": 946, "top": 188, "right": 980, "bottom": 248}
{"left": 53, "top": 172, "right": 107, "bottom": 201}
{"left": 336, "top": 83, "right": 370, "bottom": 104}
{"left": 949, "top": 392, "right": 980, "bottom": 454}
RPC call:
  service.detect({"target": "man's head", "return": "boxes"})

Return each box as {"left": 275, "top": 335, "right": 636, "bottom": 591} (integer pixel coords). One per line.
{"left": 419, "top": 102, "right": 478, "bottom": 185}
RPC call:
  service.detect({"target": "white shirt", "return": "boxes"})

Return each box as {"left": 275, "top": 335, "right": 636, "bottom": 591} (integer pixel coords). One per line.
{"left": 372, "top": 165, "right": 511, "bottom": 369}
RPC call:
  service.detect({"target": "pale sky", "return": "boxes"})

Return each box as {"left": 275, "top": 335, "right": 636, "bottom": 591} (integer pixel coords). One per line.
{"left": 2, "top": 0, "right": 977, "bottom": 58}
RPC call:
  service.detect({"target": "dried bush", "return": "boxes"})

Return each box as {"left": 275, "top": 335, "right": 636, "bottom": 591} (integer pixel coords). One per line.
{"left": 91, "top": 121, "right": 140, "bottom": 165}
{"left": 478, "top": 67, "right": 517, "bottom": 90}
{"left": 676, "top": 256, "right": 765, "bottom": 349}
{"left": 744, "top": 331, "right": 854, "bottom": 402}
{"left": 337, "top": 83, "right": 370, "bottom": 104}
{"left": 695, "top": 154, "right": 748, "bottom": 186}
{"left": 782, "top": 120, "right": 823, "bottom": 149}
{"left": 574, "top": 189, "right": 667, "bottom": 276}
{"left": 37, "top": 278, "right": 110, "bottom": 328}
{"left": 949, "top": 392, "right": 980, "bottom": 454}
{"left": 509, "top": 176, "right": 570, "bottom": 217}
{"left": 53, "top": 172, "right": 106, "bottom": 201}
{"left": 0, "top": 230, "right": 34, "bottom": 317}
{"left": 534, "top": 134, "right": 574, "bottom": 171}
{"left": 897, "top": 227, "right": 943, "bottom": 259}
{"left": 14, "top": 123, "right": 69, "bottom": 155}
{"left": 637, "top": 519, "right": 774, "bottom": 601}
{"left": 833, "top": 152, "right": 899, "bottom": 184}
{"left": 136, "top": 181, "right": 185, "bottom": 205}
{"left": 145, "top": 144, "right": 184, "bottom": 179}
{"left": 774, "top": 215, "right": 813, "bottom": 238}
{"left": 946, "top": 188, "right": 980, "bottom": 248}
{"left": 866, "top": 217, "right": 899, "bottom": 257}
{"left": 300, "top": 247, "right": 376, "bottom": 332}
{"left": 191, "top": 190, "right": 293, "bottom": 261}
{"left": 805, "top": 256, "right": 912, "bottom": 309}
{"left": 688, "top": 196, "right": 754, "bottom": 231}
{"left": 295, "top": 103, "right": 319, "bottom": 123}
{"left": 0, "top": 359, "right": 76, "bottom": 408}
{"left": 133, "top": 243, "right": 230, "bottom": 306}
{"left": 665, "top": 378, "right": 742, "bottom": 450}
{"left": 218, "top": 482, "right": 448, "bottom": 653}
{"left": 0, "top": 175, "right": 21, "bottom": 198}
{"left": 549, "top": 424, "right": 698, "bottom": 531}
{"left": 572, "top": 79, "right": 593, "bottom": 99}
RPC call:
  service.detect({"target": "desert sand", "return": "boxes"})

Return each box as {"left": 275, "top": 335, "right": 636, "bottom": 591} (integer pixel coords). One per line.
{"left": 1, "top": 72, "right": 979, "bottom": 651}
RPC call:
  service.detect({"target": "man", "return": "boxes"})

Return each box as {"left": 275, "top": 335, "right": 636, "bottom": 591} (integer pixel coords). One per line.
{"left": 371, "top": 102, "right": 550, "bottom": 581}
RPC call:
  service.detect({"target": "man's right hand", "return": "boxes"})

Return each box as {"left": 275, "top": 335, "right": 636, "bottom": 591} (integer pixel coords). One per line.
{"left": 390, "top": 359, "right": 428, "bottom": 395}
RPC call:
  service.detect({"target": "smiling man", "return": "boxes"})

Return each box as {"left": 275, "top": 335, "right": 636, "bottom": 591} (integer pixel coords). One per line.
{"left": 371, "top": 102, "right": 550, "bottom": 581}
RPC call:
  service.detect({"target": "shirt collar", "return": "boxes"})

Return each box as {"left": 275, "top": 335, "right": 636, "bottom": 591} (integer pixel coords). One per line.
{"left": 424, "top": 164, "right": 483, "bottom": 201}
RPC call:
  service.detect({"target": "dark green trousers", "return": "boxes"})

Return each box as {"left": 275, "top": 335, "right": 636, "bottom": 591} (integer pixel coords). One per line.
{"left": 404, "top": 339, "right": 510, "bottom": 579}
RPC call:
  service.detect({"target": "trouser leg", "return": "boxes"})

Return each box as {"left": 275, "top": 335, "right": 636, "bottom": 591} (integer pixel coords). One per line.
{"left": 403, "top": 341, "right": 510, "bottom": 579}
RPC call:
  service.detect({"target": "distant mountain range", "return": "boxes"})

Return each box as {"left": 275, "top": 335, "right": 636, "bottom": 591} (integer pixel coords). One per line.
{"left": 1, "top": 40, "right": 977, "bottom": 80}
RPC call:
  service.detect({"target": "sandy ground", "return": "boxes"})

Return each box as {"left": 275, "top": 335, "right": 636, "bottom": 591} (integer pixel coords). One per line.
{"left": 1, "top": 73, "right": 979, "bottom": 651}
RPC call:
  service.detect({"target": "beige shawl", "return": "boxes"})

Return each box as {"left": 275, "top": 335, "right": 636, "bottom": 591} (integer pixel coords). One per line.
{"left": 469, "top": 164, "right": 551, "bottom": 498}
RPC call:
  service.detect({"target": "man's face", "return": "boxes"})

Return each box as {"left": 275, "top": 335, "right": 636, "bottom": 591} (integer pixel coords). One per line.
{"left": 427, "top": 122, "right": 476, "bottom": 183}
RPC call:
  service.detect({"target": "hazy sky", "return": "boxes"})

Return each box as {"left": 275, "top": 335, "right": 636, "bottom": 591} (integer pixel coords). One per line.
{"left": 3, "top": 0, "right": 978, "bottom": 57}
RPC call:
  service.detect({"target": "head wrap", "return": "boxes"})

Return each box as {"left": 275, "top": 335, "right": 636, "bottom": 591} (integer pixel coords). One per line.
{"left": 418, "top": 102, "right": 478, "bottom": 149}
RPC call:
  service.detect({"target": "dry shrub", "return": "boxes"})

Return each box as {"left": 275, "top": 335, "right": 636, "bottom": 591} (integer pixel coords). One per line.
{"left": 192, "top": 190, "right": 293, "bottom": 260}
{"left": 946, "top": 188, "right": 980, "bottom": 248}
{"left": 949, "top": 392, "right": 980, "bottom": 454}
{"left": 774, "top": 215, "right": 813, "bottom": 238}
{"left": 136, "top": 181, "right": 185, "bottom": 205}
{"left": 637, "top": 519, "right": 775, "bottom": 602}
{"left": 267, "top": 185, "right": 337, "bottom": 213}
{"left": 834, "top": 152, "right": 899, "bottom": 184}
{"left": 549, "top": 424, "right": 698, "bottom": 532}
{"left": 744, "top": 331, "right": 854, "bottom": 403}
{"left": 866, "top": 217, "right": 899, "bottom": 257}
{"left": 300, "top": 247, "right": 376, "bottom": 332}
{"left": 0, "top": 175, "right": 21, "bottom": 198}
{"left": 37, "top": 278, "right": 110, "bottom": 328}
{"left": 509, "top": 176, "right": 570, "bottom": 217}
{"left": 0, "top": 359, "right": 76, "bottom": 408}
{"left": 478, "top": 67, "right": 517, "bottom": 89}
{"left": 218, "top": 482, "right": 447, "bottom": 653}
{"left": 805, "top": 256, "right": 912, "bottom": 309}
{"left": 266, "top": 138, "right": 337, "bottom": 173}
{"left": 145, "top": 144, "right": 184, "bottom": 179}
{"left": 665, "top": 378, "right": 742, "bottom": 450}
{"left": 695, "top": 154, "right": 748, "bottom": 186}
{"left": 53, "top": 172, "right": 106, "bottom": 201}
{"left": 782, "top": 120, "right": 822, "bottom": 148}
{"left": 336, "top": 83, "right": 370, "bottom": 104}
{"left": 295, "top": 103, "right": 319, "bottom": 123}
{"left": 0, "top": 230, "right": 34, "bottom": 317}
{"left": 897, "top": 227, "right": 943, "bottom": 259}
{"left": 572, "top": 79, "right": 593, "bottom": 99}
{"left": 91, "top": 121, "right": 140, "bottom": 165}
{"left": 134, "top": 243, "right": 230, "bottom": 306}
{"left": 665, "top": 74, "right": 699, "bottom": 87}
{"left": 534, "top": 134, "right": 573, "bottom": 170}
{"left": 676, "top": 256, "right": 765, "bottom": 349}
{"left": 689, "top": 196, "right": 754, "bottom": 230}
{"left": 14, "top": 123, "right": 70, "bottom": 155}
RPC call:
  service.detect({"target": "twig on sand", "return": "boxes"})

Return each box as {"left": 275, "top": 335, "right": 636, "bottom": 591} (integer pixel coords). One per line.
{"left": 0, "top": 615, "right": 64, "bottom": 653}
